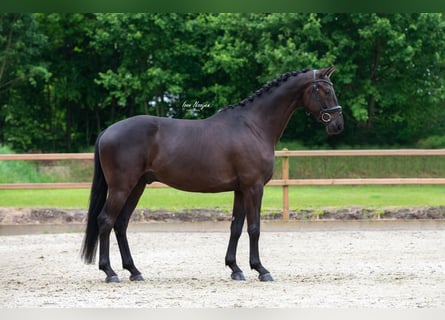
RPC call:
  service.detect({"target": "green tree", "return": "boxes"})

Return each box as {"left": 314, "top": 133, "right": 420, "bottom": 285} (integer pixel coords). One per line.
{"left": 1, "top": 13, "right": 444, "bottom": 151}
{"left": 36, "top": 13, "right": 103, "bottom": 150}
{"left": 91, "top": 13, "right": 202, "bottom": 121}
{"left": 321, "top": 13, "right": 445, "bottom": 145}
{"left": 0, "top": 13, "right": 50, "bottom": 151}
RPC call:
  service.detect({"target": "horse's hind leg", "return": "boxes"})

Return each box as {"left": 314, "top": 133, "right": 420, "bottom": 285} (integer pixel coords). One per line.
{"left": 225, "top": 191, "right": 246, "bottom": 280}
{"left": 97, "top": 189, "right": 130, "bottom": 283}
{"left": 114, "top": 179, "right": 146, "bottom": 281}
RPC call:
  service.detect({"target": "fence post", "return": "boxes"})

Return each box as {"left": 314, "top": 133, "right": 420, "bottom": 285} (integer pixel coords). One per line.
{"left": 281, "top": 148, "right": 289, "bottom": 221}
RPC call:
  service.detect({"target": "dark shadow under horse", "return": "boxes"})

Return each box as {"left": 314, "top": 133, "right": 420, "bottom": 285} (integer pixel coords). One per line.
{"left": 81, "top": 66, "right": 344, "bottom": 283}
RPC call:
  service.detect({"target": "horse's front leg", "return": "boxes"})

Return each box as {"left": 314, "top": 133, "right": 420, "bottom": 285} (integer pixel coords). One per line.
{"left": 244, "top": 184, "right": 273, "bottom": 281}
{"left": 225, "top": 191, "right": 246, "bottom": 280}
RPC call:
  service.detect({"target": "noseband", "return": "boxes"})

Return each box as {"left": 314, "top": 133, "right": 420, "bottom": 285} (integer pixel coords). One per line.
{"left": 311, "top": 70, "right": 342, "bottom": 123}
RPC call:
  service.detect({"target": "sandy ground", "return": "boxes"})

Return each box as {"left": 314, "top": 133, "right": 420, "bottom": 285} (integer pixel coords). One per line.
{"left": 1, "top": 223, "right": 445, "bottom": 308}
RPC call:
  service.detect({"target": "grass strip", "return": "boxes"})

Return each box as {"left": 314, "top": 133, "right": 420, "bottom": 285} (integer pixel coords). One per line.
{"left": 1, "top": 185, "right": 444, "bottom": 211}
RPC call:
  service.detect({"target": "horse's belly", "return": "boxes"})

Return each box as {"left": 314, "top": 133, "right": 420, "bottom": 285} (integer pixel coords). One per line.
{"left": 148, "top": 137, "right": 271, "bottom": 193}
{"left": 156, "top": 174, "right": 237, "bottom": 193}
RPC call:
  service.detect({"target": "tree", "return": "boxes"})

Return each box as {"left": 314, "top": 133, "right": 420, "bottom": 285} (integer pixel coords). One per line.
{"left": 91, "top": 13, "right": 202, "bottom": 121}
{"left": 1, "top": 13, "right": 444, "bottom": 151}
{"left": 320, "top": 13, "right": 445, "bottom": 145}
{"left": 36, "top": 13, "right": 104, "bottom": 150}
{"left": 0, "top": 13, "right": 50, "bottom": 150}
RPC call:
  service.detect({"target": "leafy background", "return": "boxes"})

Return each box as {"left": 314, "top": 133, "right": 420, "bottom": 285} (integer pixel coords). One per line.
{"left": 1, "top": 13, "right": 444, "bottom": 152}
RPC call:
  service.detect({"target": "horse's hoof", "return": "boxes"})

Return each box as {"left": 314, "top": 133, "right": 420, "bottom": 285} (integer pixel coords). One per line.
{"left": 105, "top": 275, "right": 120, "bottom": 283}
{"left": 231, "top": 272, "right": 246, "bottom": 281}
{"left": 130, "top": 274, "right": 145, "bottom": 281}
{"left": 259, "top": 273, "right": 274, "bottom": 282}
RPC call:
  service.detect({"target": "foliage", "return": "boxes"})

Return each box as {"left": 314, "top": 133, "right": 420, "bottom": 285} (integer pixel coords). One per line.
{"left": 416, "top": 135, "right": 445, "bottom": 149}
{"left": 0, "top": 145, "right": 53, "bottom": 183}
{"left": 0, "top": 13, "right": 444, "bottom": 152}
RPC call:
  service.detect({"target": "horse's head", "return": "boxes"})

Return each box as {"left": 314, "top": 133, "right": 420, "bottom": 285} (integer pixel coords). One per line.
{"left": 302, "top": 66, "right": 344, "bottom": 135}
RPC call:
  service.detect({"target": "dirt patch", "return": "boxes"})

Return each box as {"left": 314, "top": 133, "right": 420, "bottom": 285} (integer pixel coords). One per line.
{"left": 0, "top": 208, "right": 88, "bottom": 225}
{"left": 1, "top": 206, "right": 445, "bottom": 225}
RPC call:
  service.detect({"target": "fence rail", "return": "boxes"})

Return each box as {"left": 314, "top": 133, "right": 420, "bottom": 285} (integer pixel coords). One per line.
{"left": 1, "top": 149, "right": 445, "bottom": 220}
{"left": 2, "top": 149, "right": 445, "bottom": 161}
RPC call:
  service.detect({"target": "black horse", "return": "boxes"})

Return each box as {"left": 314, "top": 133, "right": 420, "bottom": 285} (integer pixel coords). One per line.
{"left": 81, "top": 66, "right": 343, "bottom": 283}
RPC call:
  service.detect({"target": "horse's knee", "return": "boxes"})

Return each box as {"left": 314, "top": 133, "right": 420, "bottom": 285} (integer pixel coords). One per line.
{"left": 247, "top": 224, "right": 260, "bottom": 239}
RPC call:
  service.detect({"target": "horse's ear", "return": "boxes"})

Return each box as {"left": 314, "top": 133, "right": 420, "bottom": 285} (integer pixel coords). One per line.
{"left": 323, "top": 66, "right": 336, "bottom": 78}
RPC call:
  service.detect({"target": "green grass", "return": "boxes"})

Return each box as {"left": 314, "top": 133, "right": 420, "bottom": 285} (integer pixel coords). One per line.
{"left": 280, "top": 156, "right": 445, "bottom": 179}
{"left": 0, "top": 145, "right": 55, "bottom": 183}
{"left": 1, "top": 185, "right": 444, "bottom": 211}
{"left": 275, "top": 141, "right": 445, "bottom": 179}
{"left": 0, "top": 144, "right": 93, "bottom": 184}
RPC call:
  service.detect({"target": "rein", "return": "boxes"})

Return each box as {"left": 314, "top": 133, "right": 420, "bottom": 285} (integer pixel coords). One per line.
{"left": 311, "top": 70, "right": 342, "bottom": 123}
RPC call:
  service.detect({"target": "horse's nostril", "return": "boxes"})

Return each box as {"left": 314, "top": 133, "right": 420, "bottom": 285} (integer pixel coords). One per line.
{"left": 338, "top": 123, "right": 344, "bottom": 131}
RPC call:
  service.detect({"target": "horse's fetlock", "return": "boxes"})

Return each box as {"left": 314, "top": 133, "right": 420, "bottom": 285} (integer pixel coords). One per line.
{"left": 250, "top": 261, "right": 261, "bottom": 271}
{"left": 225, "top": 257, "right": 235, "bottom": 267}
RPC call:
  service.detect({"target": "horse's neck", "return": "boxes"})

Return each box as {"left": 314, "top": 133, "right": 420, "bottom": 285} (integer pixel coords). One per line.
{"left": 246, "top": 77, "right": 304, "bottom": 146}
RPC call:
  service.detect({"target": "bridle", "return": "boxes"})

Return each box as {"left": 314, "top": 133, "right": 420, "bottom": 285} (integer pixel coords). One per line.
{"left": 310, "top": 70, "right": 342, "bottom": 123}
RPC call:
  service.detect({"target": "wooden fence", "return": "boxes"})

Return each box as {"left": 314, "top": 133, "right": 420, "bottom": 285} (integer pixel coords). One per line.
{"left": 1, "top": 149, "right": 445, "bottom": 220}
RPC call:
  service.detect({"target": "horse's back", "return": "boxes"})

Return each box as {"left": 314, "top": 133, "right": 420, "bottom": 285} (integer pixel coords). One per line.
{"left": 100, "top": 115, "right": 159, "bottom": 141}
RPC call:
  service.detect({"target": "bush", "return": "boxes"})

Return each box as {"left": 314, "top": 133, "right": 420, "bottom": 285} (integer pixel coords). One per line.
{"left": 416, "top": 136, "right": 445, "bottom": 149}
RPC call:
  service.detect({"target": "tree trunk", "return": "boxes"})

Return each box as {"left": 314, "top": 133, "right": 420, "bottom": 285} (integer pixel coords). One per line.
{"left": 65, "top": 101, "right": 73, "bottom": 150}
{"left": 367, "top": 95, "right": 375, "bottom": 129}
{"left": 367, "top": 39, "right": 381, "bottom": 129}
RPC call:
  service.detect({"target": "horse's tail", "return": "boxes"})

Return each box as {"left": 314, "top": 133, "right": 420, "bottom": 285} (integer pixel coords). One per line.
{"left": 81, "top": 133, "right": 107, "bottom": 264}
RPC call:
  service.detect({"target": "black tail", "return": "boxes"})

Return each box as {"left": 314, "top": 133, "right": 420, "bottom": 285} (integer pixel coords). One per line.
{"left": 81, "top": 133, "right": 107, "bottom": 264}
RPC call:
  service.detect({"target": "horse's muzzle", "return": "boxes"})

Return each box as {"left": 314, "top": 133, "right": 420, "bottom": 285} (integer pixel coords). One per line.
{"left": 325, "top": 114, "right": 344, "bottom": 135}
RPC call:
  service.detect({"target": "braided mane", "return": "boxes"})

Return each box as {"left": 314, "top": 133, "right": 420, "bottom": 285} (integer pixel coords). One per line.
{"left": 220, "top": 69, "right": 310, "bottom": 111}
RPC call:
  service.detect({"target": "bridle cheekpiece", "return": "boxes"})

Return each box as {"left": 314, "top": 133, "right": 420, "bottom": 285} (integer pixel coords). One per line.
{"left": 311, "top": 70, "right": 342, "bottom": 123}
